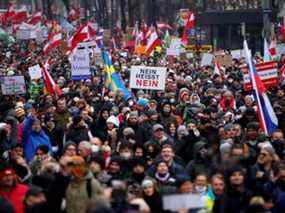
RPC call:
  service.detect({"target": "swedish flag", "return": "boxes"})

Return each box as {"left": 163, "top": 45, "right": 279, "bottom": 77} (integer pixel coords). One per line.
{"left": 102, "top": 51, "right": 132, "bottom": 100}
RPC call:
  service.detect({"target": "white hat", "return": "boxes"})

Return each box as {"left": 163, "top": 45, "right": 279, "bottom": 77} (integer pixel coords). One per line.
{"left": 106, "top": 115, "right": 119, "bottom": 127}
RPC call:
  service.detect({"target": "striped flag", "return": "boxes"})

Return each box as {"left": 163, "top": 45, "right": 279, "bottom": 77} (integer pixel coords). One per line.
{"left": 43, "top": 32, "right": 62, "bottom": 55}
{"left": 27, "top": 11, "right": 42, "bottom": 25}
{"left": 145, "top": 30, "right": 161, "bottom": 56}
{"left": 244, "top": 40, "right": 278, "bottom": 135}
{"left": 41, "top": 61, "right": 62, "bottom": 97}
{"left": 102, "top": 51, "right": 132, "bottom": 100}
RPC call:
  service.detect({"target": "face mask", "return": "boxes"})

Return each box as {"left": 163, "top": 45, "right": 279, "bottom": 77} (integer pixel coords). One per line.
{"left": 163, "top": 108, "right": 171, "bottom": 113}
{"left": 195, "top": 185, "right": 207, "bottom": 193}
{"left": 120, "top": 152, "right": 131, "bottom": 159}
{"left": 228, "top": 79, "right": 234, "bottom": 83}
{"left": 91, "top": 145, "right": 100, "bottom": 153}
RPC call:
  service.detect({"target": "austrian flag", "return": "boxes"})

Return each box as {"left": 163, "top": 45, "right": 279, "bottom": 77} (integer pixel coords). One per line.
{"left": 145, "top": 31, "right": 161, "bottom": 56}
{"left": 41, "top": 61, "right": 62, "bottom": 97}
{"left": 43, "top": 33, "right": 62, "bottom": 55}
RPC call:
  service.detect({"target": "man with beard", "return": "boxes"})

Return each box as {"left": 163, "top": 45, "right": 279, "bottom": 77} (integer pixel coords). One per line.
{"left": 54, "top": 99, "right": 71, "bottom": 129}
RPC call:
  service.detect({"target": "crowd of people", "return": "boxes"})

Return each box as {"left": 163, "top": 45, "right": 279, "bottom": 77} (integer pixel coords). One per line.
{"left": 0, "top": 15, "right": 285, "bottom": 213}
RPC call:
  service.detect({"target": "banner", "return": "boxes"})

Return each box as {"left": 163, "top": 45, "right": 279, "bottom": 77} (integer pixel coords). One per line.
{"left": 130, "top": 66, "right": 166, "bottom": 90}
{"left": 70, "top": 49, "right": 91, "bottom": 80}
{"left": 1, "top": 76, "right": 26, "bottom": 95}
{"left": 28, "top": 64, "right": 42, "bottom": 80}
{"left": 242, "top": 61, "right": 278, "bottom": 91}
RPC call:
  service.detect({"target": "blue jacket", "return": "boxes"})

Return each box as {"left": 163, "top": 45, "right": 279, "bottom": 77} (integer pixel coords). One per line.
{"left": 22, "top": 115, "right": 51, "bottom": 162}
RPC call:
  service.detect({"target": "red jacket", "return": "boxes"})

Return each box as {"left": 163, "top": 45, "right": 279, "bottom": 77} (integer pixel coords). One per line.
{"left": 0, "top": 184, "right": 29, "bottom": 213}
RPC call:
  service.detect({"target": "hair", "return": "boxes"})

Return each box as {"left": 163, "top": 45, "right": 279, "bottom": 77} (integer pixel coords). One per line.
{"left": 79, "top": 141, "right": 92, "bottom": 151}
{"left": 36, "top": 144, "right": 49, "bottom": 154}
{"left": 211, "top": 174, "right": 225, "bottom": 183}
{"left": 161, "top": 144, "right": 174, "bottom": 151}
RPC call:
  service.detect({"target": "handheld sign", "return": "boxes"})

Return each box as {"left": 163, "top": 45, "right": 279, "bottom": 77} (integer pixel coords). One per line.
{"left": 28, "top": 64, "right": 42, "bottom": 80}
{"left": 130, "top": 66, "right": 166, "bottom": 90}
{"left": 1, "top": 76, "right": 26, "bottom": 95}
{"left": 70, "top": 49, "right": 91, "bottom": 80}
{"left": 242, "top": 61, "right": 278, "bottom": 91}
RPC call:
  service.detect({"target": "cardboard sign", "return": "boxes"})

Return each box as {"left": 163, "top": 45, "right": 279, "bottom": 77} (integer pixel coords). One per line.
{"left": 130, "top": 66, "right": 166, "bottom": 90}
{"left": 1, "top": 76, "right": 26, "bottom": 95}
{"left": 70, "top": 49, "right": 91, "bottom": 80}
{"left": 200, "top": 53, "right": 214, "bottom": 66}
{"left": 242, "top": 61, "right": 278, "bottom": 91}
{"left": 216, "top": 54, "right": 233, "bottom": 67}
{"left": 28, "top": 64, "right": 42, "bottom": 80}
{"left": 163, "top": 194, "right": 205, "bottom": 211}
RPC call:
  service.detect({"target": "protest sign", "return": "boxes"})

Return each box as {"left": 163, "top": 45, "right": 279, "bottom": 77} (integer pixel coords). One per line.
{"left": 242, "top": 61, "right": 278, "bottom": 91}
{"left": 163, "top": 194, "right": 205, "bottom": 211}
{"left": 216, "top": 54, "right": 233, "bottom": 67}
{"left": 167, "top": 38, "right": 181, "bottom": 56}
{"left": 1, "top": 76, "right": 26, "bottom": 95}
{"left": 70, "top": 49, "right": 91, "bottom": 80}
{"left": 200, "top": 53, "right": 213, "bottom": 66}
{"left": 16, "top": 29, "right": 32, "bottom": 40}
{"left": 130, "top": 66, "right": 166, "bottom": 90}
{"left": 28, "top": 64, "right": 42, "bottom": 80}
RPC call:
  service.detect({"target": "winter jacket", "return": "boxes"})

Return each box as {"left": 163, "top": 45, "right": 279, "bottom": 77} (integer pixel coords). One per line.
{"left": 66, "top": 171, "right": 103, "bottom": 213}
{"left": 0, "top": 183, "right": 29, "bottom": 213}
{"left": 213, "top": 186, "right": 252, "bottom": 213}
{"left": 22, "top": 116, "right": 52, "bottom": 162}
{"left": 66, "top": 126, "right": 89, "bottom": 145}
{"left": 54, "top": 109, "right": 71, "bottom": 129}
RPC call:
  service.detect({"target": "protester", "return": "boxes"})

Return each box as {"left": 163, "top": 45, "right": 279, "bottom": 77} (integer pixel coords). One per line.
{"left": 0, "top": 4, "right": 285, "bottom": 213}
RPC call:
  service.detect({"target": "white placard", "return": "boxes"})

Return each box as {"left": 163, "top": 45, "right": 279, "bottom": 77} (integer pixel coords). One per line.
{"left": 130, "top": 66, "right": 166, "bottom": 90}
{"left": 71, "top": 49, "right": 91, "bottom": 80}
{"left": 166, "top": 48, "right": 180, "bottom": 56}
{"left": 163, "top": 194, "right": 205, "bottom": 211}
{"left": 200, "top": 53, "right": 214, "bottom": 66}
{"left": 1, "top": 76, "right": 26, "bottom": 95}
{"left": 231, "top": 49, "right": 242, "bottom": 59}
{"left": 28, "top": 64, "right": 42, "bottom": 80}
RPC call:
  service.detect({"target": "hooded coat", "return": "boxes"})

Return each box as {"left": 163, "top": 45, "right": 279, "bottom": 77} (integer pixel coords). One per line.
{"left": 22, "top": 116, "right": 51, "bottom": 162}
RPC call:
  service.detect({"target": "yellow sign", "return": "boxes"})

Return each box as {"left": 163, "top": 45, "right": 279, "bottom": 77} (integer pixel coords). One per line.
{"left": 185, "top": 45, "right": 213, "bottom": 53}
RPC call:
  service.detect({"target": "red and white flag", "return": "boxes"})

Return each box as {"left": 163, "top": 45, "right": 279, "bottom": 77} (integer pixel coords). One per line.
{"left": 145, "top": 30, "right": 161, "bottom": 56}
{"left": 4, "top": 3, "right": 16, "bottom": 22}
{"left": 27, "top": 11, "right": 42, "bottom": 25}
{"left": 269, "top": 36, "right": 277, "bottom": 58}
{"left": 43, "top": 32, "right": 63, "bottom": 55}
{"left": 42, "top": 61, "right": 62, "bottom": 97}
{"left": 67, "top": 23, "right": 95, "bottom": 55}
{"left": 214, "top": 61, "right": 222, "bottom": 76}
{"left": 181, "top": 12, "right": 195, "bottom": 45}
{"left": 10, "top": 6, "right": 28, "bottom": 24}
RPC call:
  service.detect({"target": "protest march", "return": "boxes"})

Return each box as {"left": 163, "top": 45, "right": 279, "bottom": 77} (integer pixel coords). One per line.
{"left": 0, "top": 1, "right": 285, "bottom": 213}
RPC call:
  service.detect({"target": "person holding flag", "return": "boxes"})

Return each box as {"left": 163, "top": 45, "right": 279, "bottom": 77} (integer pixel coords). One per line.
{"left": 244, "top": 40, "right": 278, "bottom": 135}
